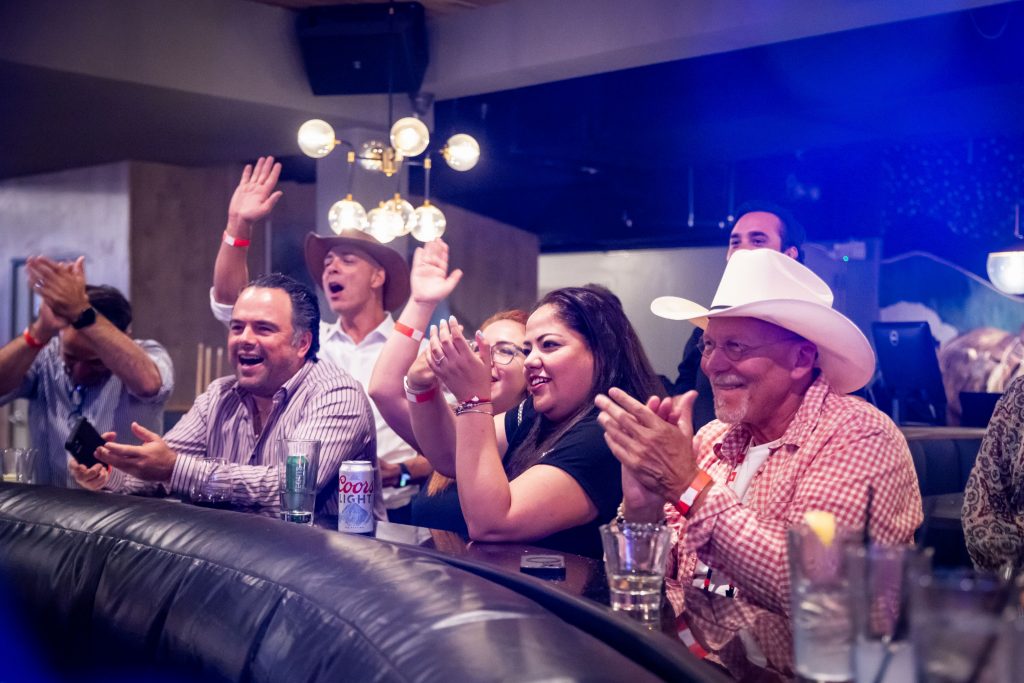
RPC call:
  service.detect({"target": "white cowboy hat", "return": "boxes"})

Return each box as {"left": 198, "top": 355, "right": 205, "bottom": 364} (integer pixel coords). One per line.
{"left": 304, "top": 230, "right": 410, "bottom": 312}
{"left": 650, "top": 249, "right": 875, "bottom": 394}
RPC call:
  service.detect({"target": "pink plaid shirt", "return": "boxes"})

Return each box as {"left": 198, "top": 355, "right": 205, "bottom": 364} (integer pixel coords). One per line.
{"left": 665, "top": 376, "right": 923, "bottom": 620}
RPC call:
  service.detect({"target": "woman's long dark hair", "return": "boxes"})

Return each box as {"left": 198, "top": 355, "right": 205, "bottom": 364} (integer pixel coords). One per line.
{"left": 505, "top": 284, "right": 663, "bottom": 478}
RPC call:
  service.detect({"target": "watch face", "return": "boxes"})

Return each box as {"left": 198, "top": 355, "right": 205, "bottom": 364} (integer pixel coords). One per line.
{"left": 398, "top": 472, "right": 412, "bottom": 488}
{"left": 72, "top": 307, "right": 97, "bottom": 329}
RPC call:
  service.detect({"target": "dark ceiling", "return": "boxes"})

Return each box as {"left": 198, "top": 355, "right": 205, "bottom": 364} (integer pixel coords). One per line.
{"left": 428, "top": 2, "right": 1024, "bottom": 263}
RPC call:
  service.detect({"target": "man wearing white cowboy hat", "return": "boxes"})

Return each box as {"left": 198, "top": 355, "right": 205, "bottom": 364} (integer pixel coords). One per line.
{"left": 596, "top": 249, "right": 922, "bottom": 618}
{"left": 210, "top": 156, "right": 431, "bottom": 521}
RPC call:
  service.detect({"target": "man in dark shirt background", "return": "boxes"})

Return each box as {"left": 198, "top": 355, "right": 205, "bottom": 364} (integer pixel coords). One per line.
{"left": 672, "top": 201, "right": 806, "bottom": 430}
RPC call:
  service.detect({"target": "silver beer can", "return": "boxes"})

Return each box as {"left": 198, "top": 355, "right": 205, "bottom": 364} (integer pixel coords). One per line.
{"left": 338, "top": 460, "right": 375, "bottom": 535}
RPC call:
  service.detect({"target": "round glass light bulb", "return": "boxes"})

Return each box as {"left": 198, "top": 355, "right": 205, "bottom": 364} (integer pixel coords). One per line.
{"left": 390, "top": 117, "right": 430, "bottom": 157}
{"left": 443, "top": 134, "right": 480, "bottom": 171}
{"left": 365, "top": 203, "right": 402, "bottom": 243}
{"left": 411, "top": 203, "right": 447, "bottom": 242}
{"left": 328, "top": 197, "right": 368, "bottom": 234}
{"left": 383, "top": 195, "right": 415, "bottom": 236}
{"left": 987, "top": 249, "right": 1024, "bottom": 295}
{"left": 297, "top": 119, "right": 337, "bottom": 159}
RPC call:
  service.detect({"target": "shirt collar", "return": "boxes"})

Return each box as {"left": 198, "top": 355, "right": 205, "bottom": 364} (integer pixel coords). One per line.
{"left": 232, "top": 359, "right": 315, "bottom": 403}
{"left": 713, "top": 375, "right": 833, "bottom": 465}
{"left": 323, "top": 313, "right": 394, "bottom": 344}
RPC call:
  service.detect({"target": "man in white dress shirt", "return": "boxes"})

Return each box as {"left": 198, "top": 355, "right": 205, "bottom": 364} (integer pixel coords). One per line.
{"left": 209, "top": 156, "right": 431, "bottom": 521}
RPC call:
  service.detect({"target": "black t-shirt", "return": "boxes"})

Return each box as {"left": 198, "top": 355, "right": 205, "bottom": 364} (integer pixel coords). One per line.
{"left": 502, "top": 399, "right": 622, "bottom": 559}
{"left": 410, "top": 399, "right": 622, "bottom": 558}
{"left": 409, "top": 481, "right": 467, "bottom": 535}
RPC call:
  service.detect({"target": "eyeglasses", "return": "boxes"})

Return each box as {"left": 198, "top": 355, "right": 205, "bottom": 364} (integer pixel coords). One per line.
{"left": 697, "top": 335, "right": 800, "bottom": 362}
{"left": 469, "top": 340, "right": 525, "bottom": 366}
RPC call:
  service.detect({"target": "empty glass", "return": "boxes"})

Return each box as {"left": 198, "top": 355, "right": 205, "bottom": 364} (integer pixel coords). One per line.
{"left": 191, "top": 458, "right": 234, "bottom": 505}
{"left": 2, "top": 448, "right": 37, "bottom": 484}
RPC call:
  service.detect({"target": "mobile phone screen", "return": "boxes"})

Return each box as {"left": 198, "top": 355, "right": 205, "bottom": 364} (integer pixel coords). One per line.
{"left": 64, "top": 417, "right": 106, "bottom": 468}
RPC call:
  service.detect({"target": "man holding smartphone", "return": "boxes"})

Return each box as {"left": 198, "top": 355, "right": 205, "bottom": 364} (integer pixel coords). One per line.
{"left": 0, "top": 256, "right": 174, "bottom": 486}
{"left": 71, "top": 274, "right": 382, "bottom": 520}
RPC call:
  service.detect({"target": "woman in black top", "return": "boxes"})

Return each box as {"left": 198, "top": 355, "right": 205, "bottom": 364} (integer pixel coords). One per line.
{"left": 428, "top": 285, "right": 663, "bottom": 558}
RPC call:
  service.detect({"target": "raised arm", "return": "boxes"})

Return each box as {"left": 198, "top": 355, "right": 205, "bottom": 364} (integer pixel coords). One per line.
{"left": 0, "top": 285, "right": 66, "bottom": 397}
{"left": 213, "top": 156, "right": 282, "bottom": 306}
{"left": 29, "top": 256, "right": 165, "bottom": 398}
{"left": 430, "top": 319, "right": 596, "bottom": 542}
{"left": 367, "top": 239, "right": 462, "bottom": 450}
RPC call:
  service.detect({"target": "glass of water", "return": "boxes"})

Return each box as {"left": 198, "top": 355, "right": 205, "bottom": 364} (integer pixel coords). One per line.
{"left": 599, "top": 521, "right": 672, "bottom": 626}
{"left": 911, "top": 568, "right": 1011, "bottom": 682}
{"left": 788, "top": 521, "right": 855, "bottom": 682}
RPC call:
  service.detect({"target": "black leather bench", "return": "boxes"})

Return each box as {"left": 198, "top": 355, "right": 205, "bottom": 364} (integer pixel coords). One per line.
{"left": 0, "top": 483, "right": 719, "bottom": 682}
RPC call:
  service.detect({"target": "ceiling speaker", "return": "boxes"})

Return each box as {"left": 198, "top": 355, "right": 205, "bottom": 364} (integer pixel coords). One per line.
{"left": 296, "top": 3, "right": 428, "bottom": 96}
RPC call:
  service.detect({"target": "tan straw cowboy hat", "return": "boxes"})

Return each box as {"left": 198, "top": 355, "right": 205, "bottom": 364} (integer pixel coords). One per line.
{"left": 303, "top": 230, "right": 411, "bottom": 312}
{"left": 651, "top": 249, "right": 875, "bottom": 394}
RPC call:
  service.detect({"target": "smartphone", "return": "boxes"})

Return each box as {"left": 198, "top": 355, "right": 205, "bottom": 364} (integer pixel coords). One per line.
{"left": 65, "top": 416, "right": 106, "bottom": 468}
{"left": 519, "top": 553, "right": 566, "bottom": 580}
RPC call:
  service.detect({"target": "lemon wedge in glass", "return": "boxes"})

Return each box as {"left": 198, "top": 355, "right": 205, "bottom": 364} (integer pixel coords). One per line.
{"left": 803, "top": 510, "right": 836, "bottom": 547}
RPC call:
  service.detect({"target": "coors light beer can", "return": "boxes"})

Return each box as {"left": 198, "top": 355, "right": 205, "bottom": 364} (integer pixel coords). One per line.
{"left": 338, "top": 460, "right": 375, "bottom": 535}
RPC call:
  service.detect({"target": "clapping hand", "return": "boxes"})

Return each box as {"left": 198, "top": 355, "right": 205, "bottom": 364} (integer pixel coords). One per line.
{"left": 427, "top": 317, "right": 491, "bottom": 402}
{"left": 26, "top": 255, "right": 90, "bottom": 323}
{"left": 596, "top": 389, "right": 700, "bottom": 504}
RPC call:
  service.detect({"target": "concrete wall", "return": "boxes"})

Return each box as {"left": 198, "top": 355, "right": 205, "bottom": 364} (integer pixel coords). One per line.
{"left": 539, "top": 247, "right": 726, "bottom": 380}
{"left": 0, "top": 163, "right": 131, "bottom": 339}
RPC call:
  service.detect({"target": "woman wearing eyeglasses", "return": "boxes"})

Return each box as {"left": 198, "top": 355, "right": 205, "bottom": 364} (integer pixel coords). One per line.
{"left": 428, "top": 285, "right": 664, "bottom": 558}
{"left": 367, "top": 239, "right": 528, "bottom": 532}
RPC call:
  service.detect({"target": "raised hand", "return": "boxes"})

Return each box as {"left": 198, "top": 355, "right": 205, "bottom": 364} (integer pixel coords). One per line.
{"left": 95, "top": 422, "right": 177, "bottom": 481}
{"left": 410, "top": 238, "right": 463, "bottom": 306}
{"left": 26, "top": 255, "right": 90, "bottom": 322}
{"left": 228, "top": 156, "right": 283, "bottom": 227}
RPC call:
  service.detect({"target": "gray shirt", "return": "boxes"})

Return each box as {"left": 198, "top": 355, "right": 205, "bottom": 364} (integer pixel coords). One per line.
{"left": 0, "top": 337, "right": 174, "bottom": 486}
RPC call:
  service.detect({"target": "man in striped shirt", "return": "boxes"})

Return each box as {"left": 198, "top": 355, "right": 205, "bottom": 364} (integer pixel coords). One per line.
{"left": 73, "top": 274, "right": 381, "bottom": 519}
{"left": 0, "top": 256, "right": 172, "bottom": 487}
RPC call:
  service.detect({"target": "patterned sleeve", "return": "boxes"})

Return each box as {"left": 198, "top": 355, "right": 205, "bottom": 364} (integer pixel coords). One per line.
{"left": 126, "top": 339, "right": 175, "bottom": 404}
{"left": 681, "top": 423, "right": 921, "bottom": 615}
{"left": 962, "top": 378, "right": 1024, "bottom": 570}
{"left": 105, "top": 385, "right": 215, "bottom": 496}
{"left": 168, "top": 376, "right": 374, "bottom": 512}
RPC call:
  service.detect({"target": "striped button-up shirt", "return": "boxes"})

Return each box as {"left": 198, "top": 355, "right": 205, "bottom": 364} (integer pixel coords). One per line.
{"left": 108, "top": 359, "right": 381, "bottom": 518}
{"left": 665, "top": 377, "right": 923, "bottom": 619}
{"left": 0, "top": 337, "right": 173, "bottom": 487}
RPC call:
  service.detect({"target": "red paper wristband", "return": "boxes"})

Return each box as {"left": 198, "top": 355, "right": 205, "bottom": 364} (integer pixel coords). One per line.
{"left": 222, "top": 231, "right": 251, "bottom": 248}
{"left": 394, "top": 322, "right": 425, "bottom": 342}
{"left": 673, "top": 470, "right": 712, "bottom": 516}
{"left": 404, "top": 376, "right": 438, "bottom": 403}
{"left": 23, "top": 327, "right": 45, "bottom": 350}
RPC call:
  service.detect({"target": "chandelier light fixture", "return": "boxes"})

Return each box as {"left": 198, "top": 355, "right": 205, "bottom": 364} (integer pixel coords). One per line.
{"left": 987, "top": 203, "right": 1024, "bottom": 295}
{"left": 296, "top": 3, "right": 479, "bottom": 244}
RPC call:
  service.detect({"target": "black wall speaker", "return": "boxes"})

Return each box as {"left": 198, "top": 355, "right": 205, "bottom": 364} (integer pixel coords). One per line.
{"left": 296, "top": 3, "right": 428, "bottom": 96}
